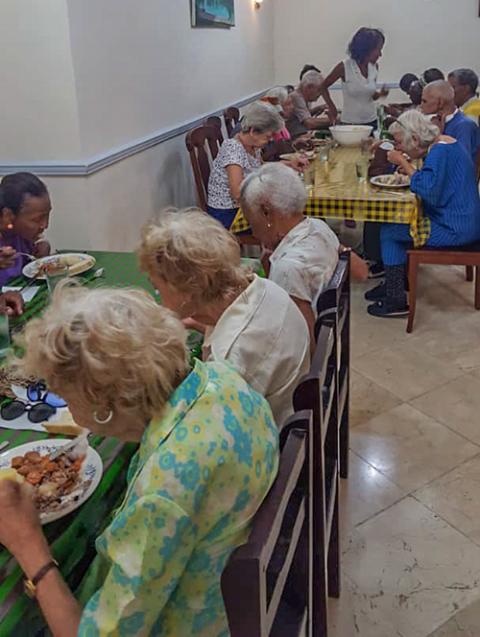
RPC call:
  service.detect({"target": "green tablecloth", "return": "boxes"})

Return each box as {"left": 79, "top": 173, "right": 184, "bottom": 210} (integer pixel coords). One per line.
{"left": 0, "top": 251, "right": 158, "bottom": 637}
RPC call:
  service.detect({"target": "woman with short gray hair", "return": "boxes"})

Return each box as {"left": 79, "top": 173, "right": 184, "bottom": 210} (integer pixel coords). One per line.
{"left": 366, "top": 109, "right": 480, "bottom": 318}
{"left": 207, "top": 101, "right": 283, "bottom": 229}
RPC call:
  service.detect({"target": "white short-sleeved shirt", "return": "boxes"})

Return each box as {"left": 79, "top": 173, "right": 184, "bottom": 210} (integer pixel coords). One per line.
{"left": 203, "top": 275, "right": 310, "bottom": 427}
{"left": 341, "top": 58, "right": 378, "bottom": 124}
{"left": 208, "top": 138, "right": 262, "bottom": 209}
{"left": 269, "top": 218, "right": 340, "bottom": 311}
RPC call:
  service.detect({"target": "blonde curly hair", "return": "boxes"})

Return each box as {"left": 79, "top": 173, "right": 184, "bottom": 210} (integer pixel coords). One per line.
{"left": 15, "top": 285, "right": 189, "bottom": 421}
{"left": 138, "top": 207, "right": 251, "bottom": 306}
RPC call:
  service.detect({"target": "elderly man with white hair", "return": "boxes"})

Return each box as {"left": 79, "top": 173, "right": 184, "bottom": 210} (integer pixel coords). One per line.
{"left": 365, "top": 109, "right": 480, "bottom": 318}
{"left": 421, "top": 79, "right": 480, "bottom": 167}
{"left": 289, "top": 70, "right": 336, "bottom": 132}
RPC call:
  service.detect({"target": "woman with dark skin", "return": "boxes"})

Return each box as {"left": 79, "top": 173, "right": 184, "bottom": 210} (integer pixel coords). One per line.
{"left": 0, "top": 173, "right": 51, "bottom": 287}
{"left": 322, "top": 27, "right": 388, "bottom": 125}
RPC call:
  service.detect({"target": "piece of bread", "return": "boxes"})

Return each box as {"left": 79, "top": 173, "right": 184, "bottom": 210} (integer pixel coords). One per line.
{"left": 43, "top": 410, "right": 87, "bottom": 437}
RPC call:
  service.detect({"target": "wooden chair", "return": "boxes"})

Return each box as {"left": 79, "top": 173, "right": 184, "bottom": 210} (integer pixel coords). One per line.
{"left": 224, "top": 106, "right": 240, "bottom": 138}
{"left": 407, "top": 243, "right": 480, "bottom": 333}
{"left": 204, "top": 116, "right": 224, "bottom": 144}
{"left": 222, "top": 411, "right": 313, "bottom": 637}
{"left": 315, "top": 251, "right": 351, "bottom": 479}
{"left": 293, "top": 325, "right": 340, "bottom": 637}
{"left": 185, "top": 124, "right": 223, "bottom": 211}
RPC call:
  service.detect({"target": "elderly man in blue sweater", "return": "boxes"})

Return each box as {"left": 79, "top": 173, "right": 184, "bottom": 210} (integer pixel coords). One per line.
{"left": 366, "top": 110, "right": 480, "bottom": 318}
{"left": 421, "top": 80, "right": 480, "bottom": 168}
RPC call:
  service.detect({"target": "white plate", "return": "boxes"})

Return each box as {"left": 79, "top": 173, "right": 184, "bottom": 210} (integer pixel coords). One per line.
{"left": 22, "top": 253, "right": 96, "bottom": 280}
{"left": 0, "top": 439, "right": 103, "bottom": 524}
{"left": 370, "top": 174, "right": 410, "bottom": 189}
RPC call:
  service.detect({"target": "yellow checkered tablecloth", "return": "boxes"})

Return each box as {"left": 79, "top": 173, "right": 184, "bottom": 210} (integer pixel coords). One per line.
{"left": 230, "top": 146, "right": 431, "bottom": 247}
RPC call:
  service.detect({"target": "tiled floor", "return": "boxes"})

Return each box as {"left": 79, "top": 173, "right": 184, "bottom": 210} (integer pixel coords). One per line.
{"left": 329, "top": 265, "right": 480, "bottom": 637}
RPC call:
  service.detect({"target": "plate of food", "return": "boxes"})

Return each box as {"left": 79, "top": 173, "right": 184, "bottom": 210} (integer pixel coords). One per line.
{"left": 0, "top": 438, "right": 102, "bottom": 523}
{"left": 280, "top": 150, "right": 316, "bottom": 161}
{"left": 23, "top": 253, "right": 96, "bottom": 280}
{"left": 370, "top": 173, "right": 411, "bottom": 189}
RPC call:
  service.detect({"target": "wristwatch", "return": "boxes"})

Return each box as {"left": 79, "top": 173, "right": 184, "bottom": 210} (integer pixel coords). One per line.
{"left": 24, "top": 559, "right": 59, "bottom": 599}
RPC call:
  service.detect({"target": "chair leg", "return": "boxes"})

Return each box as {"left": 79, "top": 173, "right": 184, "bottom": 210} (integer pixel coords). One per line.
{"left": 407, "top": 257, "right": 418, "bottom": 333}
{"left": 475, "top": 267, "right": 480, "bottom": 310}
{"left": 466, "top": 266, "right": 474, "bottom": 282}
{"left": 327, "top": 487, "right": 341, "bottom": 599}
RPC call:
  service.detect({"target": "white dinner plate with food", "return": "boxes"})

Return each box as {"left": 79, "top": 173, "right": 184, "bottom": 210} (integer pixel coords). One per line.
{"left": 23, "top": 253, "right": 96, "bottom": 280}
{"left": 370, "top": 174, "right": 411, "bottom": 189}
{"left": 280, "top": 150, "right": 316, "bottom": 161}
{"left": 0, "top": 439, "right": 102, "bottom": 524}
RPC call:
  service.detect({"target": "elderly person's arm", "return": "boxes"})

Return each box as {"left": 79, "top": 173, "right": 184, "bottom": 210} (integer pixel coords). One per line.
{"left": 290, "top": 297, "right": 315, "bottom": 355}
{"left": 226, "top": 164, "right": 245, "bottom": 204}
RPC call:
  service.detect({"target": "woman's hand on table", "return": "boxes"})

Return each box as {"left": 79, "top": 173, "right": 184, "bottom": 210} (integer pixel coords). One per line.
{"left": 1, "top": 291, "right": 24, "bottom": 317}
{"left": 0, "top": 247, "right": 17, "bottom": 269}
{"left": 282, "top": 157, "right": 310, "bottom": 172}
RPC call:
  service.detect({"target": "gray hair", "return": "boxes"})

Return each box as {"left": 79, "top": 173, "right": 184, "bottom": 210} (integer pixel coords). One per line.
{"left": 423, "top": 79, "right": 455, "bottom": 103}
{"left": 240, "top": 163, "right": 308, "bottom": 217}
{"left": 240, "top": 101, "right": 283, "bottom": 134}
{"left": 448, "top": 68, "right": 479, "bottom": 95}
{"left": 300, "top": 70, "right": 324, "bottom": 89}
{"left": 265, "top": 86, "right": 289, "bottom": 105}
{"left": 389, "top": 110, "right": 440, "bottom": 151}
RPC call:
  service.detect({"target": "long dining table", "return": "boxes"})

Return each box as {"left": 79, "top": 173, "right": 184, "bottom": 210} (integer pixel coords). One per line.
{"left": 0, "top": 251, "right": 204, "bottom": 637}
{"left": 230, "top": 145, "right": 431, "bottom": 247}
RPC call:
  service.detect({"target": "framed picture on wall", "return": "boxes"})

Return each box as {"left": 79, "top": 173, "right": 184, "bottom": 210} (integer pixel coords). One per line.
{"left": 191, "top": 0, "right": 235, "bottom": 28}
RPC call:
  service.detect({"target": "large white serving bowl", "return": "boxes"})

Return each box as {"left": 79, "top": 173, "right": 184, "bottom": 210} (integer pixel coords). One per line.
{"left": 329, "top": 125, "right": 373, "bottom": 147}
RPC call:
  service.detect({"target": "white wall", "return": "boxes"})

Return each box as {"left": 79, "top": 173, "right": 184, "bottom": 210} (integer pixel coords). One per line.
{"left": 0, "top": 0, "right": 81, "bottom": 162}
{"left": 52, "top": 0, "right": 275, "bottom": 250}
{"left": 66, "top": 0, "right": 274, "bottom": 158}
{"left": 273, "top": 0, "right": 480, "bottom": 88}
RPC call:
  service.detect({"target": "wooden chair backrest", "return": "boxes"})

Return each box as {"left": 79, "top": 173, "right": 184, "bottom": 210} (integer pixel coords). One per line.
{"left": 204, "top": 116, "right": 224, "bottom": 144}
{"left": 222, "top": 411, "right": 313, "bottom": 637}
{"left": 185, "top": 124, "right": 223, "bottom": 211}
{"left": 224, "top": 106, "right": 241, "bottom": 138}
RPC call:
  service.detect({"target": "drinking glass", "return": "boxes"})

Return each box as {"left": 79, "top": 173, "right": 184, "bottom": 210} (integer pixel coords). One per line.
{"left": 355, "top": 161, "right": 368, "bottom": 183}
{"left": 0, "top": 314, "right": 11, "bottom": 359}
{"left": 46, "top": 266, "right": 70, "bottom": 297}
{"left": 318, "top": 145, "right": 331, "bottom": 162}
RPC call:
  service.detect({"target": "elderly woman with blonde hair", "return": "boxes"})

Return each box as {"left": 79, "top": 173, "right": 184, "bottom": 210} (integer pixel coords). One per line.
{"left": 365, "top": 109, "right": 480, "bottom": 317}
{"left": 0, "top": 286, "right": 278, "bottom": 637}
{"left": 240, "top": 163, "right": 367, "bottom": 344}
{"left": 139, "top": 207, "right": 310, "bottom": 426}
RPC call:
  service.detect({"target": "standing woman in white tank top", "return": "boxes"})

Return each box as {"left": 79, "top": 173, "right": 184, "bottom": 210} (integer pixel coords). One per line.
{"left": 323, "top": 28, "right": 388, "bottom": 126}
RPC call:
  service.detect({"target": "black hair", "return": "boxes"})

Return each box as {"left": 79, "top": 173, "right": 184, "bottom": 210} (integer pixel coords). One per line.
{"left": 422, "top": 68, "right": 444, "bottom": 84}
{"left": 285, "top": 84, "right": 295, "bottom": 94}
{"left": 448, "top": 68, "right": 479, "bottom": 95}
{"left": 399, "top": 73, "right": 418, "bottom": 94}
{"left": 348, "top": 28, "right": 385, "bottom": 65}
{"left": 408, "top": 80, "right": 423, "bottom": 106}
{"left": 0, "top": 172, "right": 48, "bottom": 216}
{"left": 300, "top": 64, "right": 321, "bottom": 81}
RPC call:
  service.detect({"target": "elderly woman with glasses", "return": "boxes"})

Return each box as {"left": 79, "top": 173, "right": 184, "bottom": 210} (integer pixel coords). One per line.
{"left": 366, "top": 109, "right": 480, "bottom": 318}
{"left": 139, "top": 208, "right": 310, "bottom": 426}
{"left": 0, "top": 286, "right": 278, "bottom": 637}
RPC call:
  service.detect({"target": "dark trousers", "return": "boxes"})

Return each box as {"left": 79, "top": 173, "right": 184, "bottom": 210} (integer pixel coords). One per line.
{"left": 363, "top": 222, "right": 383, "bottom": 263}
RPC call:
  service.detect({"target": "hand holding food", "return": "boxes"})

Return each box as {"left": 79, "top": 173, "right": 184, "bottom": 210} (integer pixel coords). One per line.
{"left": 1, "top": 291, "right": 24, "bottom": 317}
{"left": 0, "top": 247, "right": 17, "bottom": 269}
{"left": 0, "top": 479, "right": 42, "bottom": 555}
{"left": 387, "top": 150, "right": 409, "bottom": 167}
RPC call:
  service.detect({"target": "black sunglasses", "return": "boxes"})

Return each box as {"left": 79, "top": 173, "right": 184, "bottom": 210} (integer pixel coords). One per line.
{"left": 1, "top": 400, "right": 56, "bottom": 424}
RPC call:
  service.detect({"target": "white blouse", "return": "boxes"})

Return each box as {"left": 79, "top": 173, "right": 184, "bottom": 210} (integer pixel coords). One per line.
{"left": 269, "top": 218, "right": 340, "bottom": 311}
{"left": 341, "top": 58, "right": 378, "bottom": 124}
{"left": 208, "top": 138, "right": 262, "bottom": 209}
{"left": 203, "top": 275, "right": 310, "bottom": 427}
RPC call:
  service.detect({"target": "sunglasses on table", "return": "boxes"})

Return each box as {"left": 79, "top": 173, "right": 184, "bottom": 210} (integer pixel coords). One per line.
{"left": 1, "top": 400, "right": 56, "bottom": 423}
{"left": 27, "top": 382, "right": 67, "bottom": 408}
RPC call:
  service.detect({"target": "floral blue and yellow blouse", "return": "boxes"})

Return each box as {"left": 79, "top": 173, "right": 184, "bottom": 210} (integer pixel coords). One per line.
{"left": 78, "top": 360, "right": 279, "bottom": 636}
